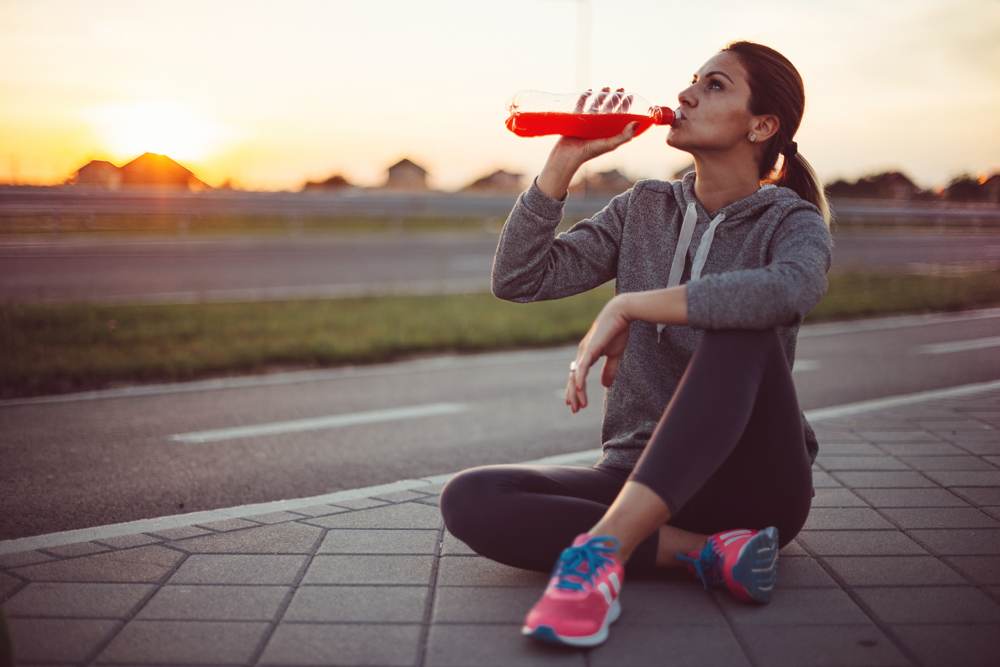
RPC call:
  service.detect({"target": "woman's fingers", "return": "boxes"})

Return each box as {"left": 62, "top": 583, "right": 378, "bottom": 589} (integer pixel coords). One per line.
{"left": 603, "top": 87, "right": 625, "bottom": 113}
{"left": 574, "top": 88, "right": 592, "bottom": 114}
{"left": 620, "top": 94, "right": 633, "bottom": 113}
{"left": 587, "top": 86, "right": 611, "bottom": 113}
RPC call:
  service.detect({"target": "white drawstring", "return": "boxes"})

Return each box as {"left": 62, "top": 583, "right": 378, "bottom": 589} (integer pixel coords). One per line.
{"left": 657, "top": 204, "right": 725, "bottom": 343}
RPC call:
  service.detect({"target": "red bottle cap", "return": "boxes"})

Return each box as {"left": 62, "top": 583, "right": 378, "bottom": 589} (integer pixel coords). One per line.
{"left": 650, "top": 106, "right": 674, "bottom": 125}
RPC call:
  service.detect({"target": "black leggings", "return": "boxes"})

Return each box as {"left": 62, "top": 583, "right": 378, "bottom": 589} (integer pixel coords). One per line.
{"left": 440, "top": 327, "right": 814, "bottom": 577}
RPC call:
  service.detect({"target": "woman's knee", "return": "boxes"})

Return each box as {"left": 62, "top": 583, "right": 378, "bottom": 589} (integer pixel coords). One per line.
{"left": 439, "top": 465, "right": 505, "bottom": 543}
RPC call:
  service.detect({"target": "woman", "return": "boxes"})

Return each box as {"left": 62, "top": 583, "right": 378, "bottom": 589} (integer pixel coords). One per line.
{"left": 440, "top": 40, "right": 835, "bottom": 648}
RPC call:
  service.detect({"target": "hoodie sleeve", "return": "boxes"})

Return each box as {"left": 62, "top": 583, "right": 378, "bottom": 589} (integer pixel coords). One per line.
{"left": 685, "top": 207, "right": 834, "bottom": 330}
{"left": 490, "top": 175, "right": 632, "bottom": 302}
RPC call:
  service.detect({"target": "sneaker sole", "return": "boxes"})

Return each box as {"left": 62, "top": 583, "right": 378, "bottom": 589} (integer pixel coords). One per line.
{"left": 731, "top": 526, "right": 779, "bottom": 604}
{"left": 521, "top": 598, "right": 621, "bottom": 648}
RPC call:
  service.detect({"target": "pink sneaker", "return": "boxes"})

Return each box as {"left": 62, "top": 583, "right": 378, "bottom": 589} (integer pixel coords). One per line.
{"left": 675, "top": 526, "right": 779, "bottom": 604}
{"left": 521, "top": 533, "right": 624, "bottom": 647}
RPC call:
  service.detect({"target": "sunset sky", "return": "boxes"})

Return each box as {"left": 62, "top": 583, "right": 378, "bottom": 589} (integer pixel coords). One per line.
{"left": 1, "top": 0, "right": 997, "bottom": 192}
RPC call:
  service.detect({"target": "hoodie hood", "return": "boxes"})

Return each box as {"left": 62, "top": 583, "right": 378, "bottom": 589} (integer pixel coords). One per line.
{"left": 656, "top": 170, "right": 816, "bottom": 342}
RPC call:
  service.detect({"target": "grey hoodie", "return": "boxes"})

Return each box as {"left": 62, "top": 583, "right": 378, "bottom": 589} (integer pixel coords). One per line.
{"left": 491, "top": 169, "right": 835, "bottom": 472}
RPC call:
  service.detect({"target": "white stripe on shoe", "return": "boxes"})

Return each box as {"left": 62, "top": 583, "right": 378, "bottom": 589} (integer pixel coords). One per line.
{"left": 598, "top": 582, "right": 613, "bottom": 605}
{"left": 608, "top": 572, "right": 621, "bottom": 594}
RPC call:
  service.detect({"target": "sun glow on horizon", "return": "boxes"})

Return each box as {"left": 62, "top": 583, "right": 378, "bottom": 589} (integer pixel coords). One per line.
{"left": 86, "top": 100, "right": 235, "bottom": 164}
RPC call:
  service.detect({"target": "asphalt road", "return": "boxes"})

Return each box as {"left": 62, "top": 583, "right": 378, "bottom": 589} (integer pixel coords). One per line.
{"left": 2, "top": 228, "right": 1000, "bottom": 304}
{"left": 2, "top": 306, "right": 1000, "bottom": 540}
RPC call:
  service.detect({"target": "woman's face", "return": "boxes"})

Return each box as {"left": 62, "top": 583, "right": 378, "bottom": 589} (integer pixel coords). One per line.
{"left": 667, "top": 51, "right": 767, "bottom": 153}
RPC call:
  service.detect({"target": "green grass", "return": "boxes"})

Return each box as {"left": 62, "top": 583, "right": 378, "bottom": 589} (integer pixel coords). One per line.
{"left": 2, "top": 268, "right": 999, "bottom": 399}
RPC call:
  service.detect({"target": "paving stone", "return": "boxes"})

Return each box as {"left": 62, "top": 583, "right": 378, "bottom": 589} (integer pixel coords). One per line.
{"left": 168, "top": 521, "right": 323, "bottom": 554}
{"left": 427, "top": 624, "right": 586, "bottom": 666}
{"left": 42, "top": 542, "right": 110, "bottom": 558}
{"left": 441, "top": 531, "right": 476, "bottom": 555}
{"left": 953, "top": 439, "right": 1000, "bottom": 455}
{"left": 893, "top": 623, "right": 1000, "bottom": 667}
{"left": 302, "top": 554, "right": 433, "bottom": 585}
{"left": 149, "top": 525, "right": 212, "bottom": 540}
{"left": 433, "top": 586, "right": 565, "bottom": 624}
{"left": 196, "top": 517, "right": 261, "bottom": 531}
{"left": 878, "top": 442, "right": 968, "bottom": 456}
{"left": 803, "top": 508, "right": 896, "bottom": 530}
{"left": 259, "top": 623, "right": 421, "bottom": 666}
{"left": 953, "top": 487, "right": 1000, "bottom": 505}
{"left": 611, "top": 580, "right": 731, "bottom": 623}
{"left": 780, "top": 539, "right": 809, "bottom": 556}
{"left": 372, "top": 489, "right": 432, "bottom": 502}
{"left": 436, "top": 556, "right": 548, "bottom": 587}
{"left": 1, "top": 571, "right": 23, "bottom": 600}
{"left": 169, "top": 554, "right": 306, "bottom": 584}
{"left": 897, "top": 455, "right": 996, "bottom": 471}
{"left": 811, "top": 470, "right": 842, "bottom": 487}
{"left": 329, "top": 496, "right": 390, "bottom": 510}
{"left": 740, "top": 623, "right": 910, "bottom": 666}
{"left": 831, "top": 471, "right": 936, "bottom": 488}
{"left": 416, "top": 495, "right": 442, "bottom": 507}
{"left": 822, "top": 556, "right": 968, "bottom": 586}
{"left": 854, "top": 586, "right": 1000, "bottom": 623}
{"left": 98, "top": 619, "right": 269, "bottom": 664}
{"left": 592, "top": 624, "right": 755, "bottom": 666}
{"left": 284, "top": 585, "right": 427, "bottom": 622}
{"left": 984, "top": 506, "right": 1000, "bottom": 521}
{"left": 856, "top": 430, "right": 941, "bottom": 443}
{"left": 317, "top": 528, "right": 439, "bottom": 554}
{"left": 244, "top": 511, "right": 303, "bottom": 524}
{"left": 854, "top": 487, "right": 970, "bottom": 507}
{"left": 95, "top": 533, "right": 162, "bottom": 549}
{"left": 137, "top": 584, "right": 289, "bottom": 620}
{"left": 986, "top": 456, "right": 1000, "bottom": 467}
{"left": 811, "top": 488, "right": 869, "bottom": 507}
{"left": 774, "top": 556, "right": 839, "bottom": 587}
{"left": 944, "top": 556, "right": 1000, "bottom": 584}
{"left": 291, "top": 503, "right": 351, "bottom": 517}
{"left": 719, "top": 587, "right": 871, "bottom": 625}
{"left": 818, "top": 442, "right": 885, "bottom": 456}
{"left": 923, "top": 470, "right": 1000, "bottom": 487}
{"left": 948, "top": 430, "right": 1000, "bottom": 443}
{"left": 11, "top": 545, "right": 183, "bottom": 583}
{"left": 909, "top": 528, "right": 1000, "bottom": 555}
{"left": 3, "top": 582, "right": 155, "bottom": 618}
{"left": 421, "top": 482, "right": 448, "bottom": 494}
{"left": 0, "top": 550, "right": 56, "bottom": 568}
{"left": 816, "top": 456, "right": 910, "bottom": 471}
{"left": 6, "top": 618, "right": 120, "bottom": 663}
{"left": 880, "top": 507, "right": 1000, "bottom": 528}
{"left": 305, "top": 501, "right": 441, "bottom": 529}
{"left": 915, "top": 420, "right": 997, "bottom": 432}
{"left": 796, "top": 530, "right": 929, "bottom": 556}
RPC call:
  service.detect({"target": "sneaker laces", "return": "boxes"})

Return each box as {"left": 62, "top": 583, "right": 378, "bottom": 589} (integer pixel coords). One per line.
{"left": 552, "top": 536, "right": 621, "bottom": 592}
{"left": 675, "top": 539, "right": 723, "bottom": 591}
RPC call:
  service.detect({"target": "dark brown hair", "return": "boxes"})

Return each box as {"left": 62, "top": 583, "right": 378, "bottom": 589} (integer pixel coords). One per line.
{"left": 722, "top": 40, "right": 834, "bottom": 228}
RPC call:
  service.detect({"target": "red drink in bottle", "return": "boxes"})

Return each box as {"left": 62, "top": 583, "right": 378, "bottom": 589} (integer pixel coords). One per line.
{"left": 504, "top": 90, "right": 675, "bottom": 140}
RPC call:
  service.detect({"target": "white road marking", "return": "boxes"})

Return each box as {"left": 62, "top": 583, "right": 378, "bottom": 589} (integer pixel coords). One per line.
{"left": 915, "top": 336, "right": 1000, "bottom": 355}
{"left": 170, "top": 402, "right": 468, "bottom": 444}
{"left": 4, "top": 377, "right": 1000, "bottom": 555}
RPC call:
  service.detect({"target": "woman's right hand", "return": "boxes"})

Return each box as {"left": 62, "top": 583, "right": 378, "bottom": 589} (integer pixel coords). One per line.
{"left": 551, "top": 86, "right": 640, "bottom": 165}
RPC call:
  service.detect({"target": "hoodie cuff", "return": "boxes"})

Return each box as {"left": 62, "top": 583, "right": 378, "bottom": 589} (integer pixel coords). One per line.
{"left": 521, "top": 175, "right": 567, "bottom": 220}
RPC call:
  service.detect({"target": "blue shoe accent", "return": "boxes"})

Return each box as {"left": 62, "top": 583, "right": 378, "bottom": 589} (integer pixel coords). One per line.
{"left": 675, "top": 540, "right": 724, "bottom": 591}
{"left": 731, "top": 526, "right": 779, "bottom": 604}
{"left": 550, "top": 535, "right": 621, "bottom": 592}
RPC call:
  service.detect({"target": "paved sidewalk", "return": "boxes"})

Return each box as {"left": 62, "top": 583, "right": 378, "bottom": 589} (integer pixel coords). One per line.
{"left": 2, "top": 385, "right": 1000, "bottom": 666}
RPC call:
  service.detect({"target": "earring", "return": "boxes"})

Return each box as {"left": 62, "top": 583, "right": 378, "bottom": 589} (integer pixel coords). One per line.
{"left": 748, "top": 133, "right": 757, "bottom": 142}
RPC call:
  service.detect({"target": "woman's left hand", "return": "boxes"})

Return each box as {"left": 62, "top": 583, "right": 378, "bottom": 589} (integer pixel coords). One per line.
{"left": 566, "top": 295, "right": 632, "bottom": 413}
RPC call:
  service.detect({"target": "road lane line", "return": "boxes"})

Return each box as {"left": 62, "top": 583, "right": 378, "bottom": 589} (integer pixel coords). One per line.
{"left": 169, "top": 402, "right": 468, "bottom": 444}
{"left": 4, "top": 378, "right": 1000, "bottom": 555}
{"left": 916, "top": 335, "right": 1000, "bottom": 355}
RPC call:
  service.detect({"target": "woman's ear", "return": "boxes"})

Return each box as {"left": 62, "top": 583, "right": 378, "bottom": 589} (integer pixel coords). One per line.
{"left": 750, "top": 114, "right": 780, "bottom": 143}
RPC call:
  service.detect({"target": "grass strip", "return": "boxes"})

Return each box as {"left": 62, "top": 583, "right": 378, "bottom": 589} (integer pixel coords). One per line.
{"left": 2, "top": 268, "right": 999, "bottom": 399}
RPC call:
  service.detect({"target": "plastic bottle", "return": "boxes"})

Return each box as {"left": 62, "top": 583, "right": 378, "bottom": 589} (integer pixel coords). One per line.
{"left": 505, "top": 89, "right": 675, "bottom": 140}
